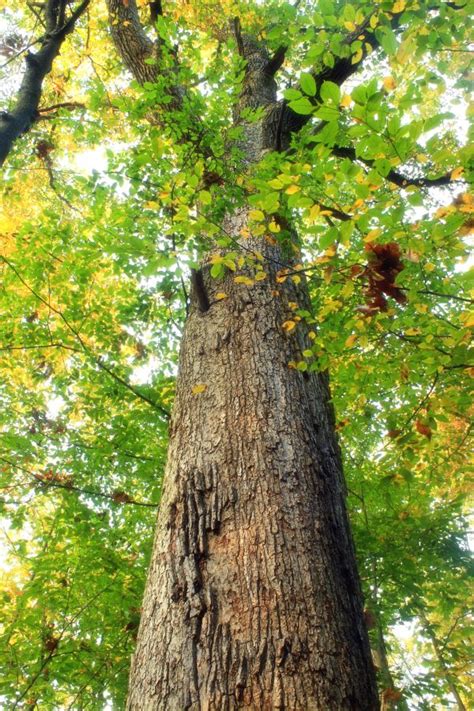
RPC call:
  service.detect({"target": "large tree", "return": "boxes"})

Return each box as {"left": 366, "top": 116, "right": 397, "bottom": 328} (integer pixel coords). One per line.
{"left": 0, "top": 0, "right": 472, "bottom": 709}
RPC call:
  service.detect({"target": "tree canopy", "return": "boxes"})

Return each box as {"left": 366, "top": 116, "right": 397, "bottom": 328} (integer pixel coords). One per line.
{"left": 0, "top": 0, "right": 472, "bottom": 708}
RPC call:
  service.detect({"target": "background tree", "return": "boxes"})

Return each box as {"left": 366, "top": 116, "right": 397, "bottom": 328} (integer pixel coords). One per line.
{"left": 0, "top": 0, "right": 472, "bottom": 708}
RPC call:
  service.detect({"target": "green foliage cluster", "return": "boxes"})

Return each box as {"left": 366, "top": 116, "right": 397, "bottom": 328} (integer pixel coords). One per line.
{"left": 0, "top": 0, "right": 472, "bottom": 707}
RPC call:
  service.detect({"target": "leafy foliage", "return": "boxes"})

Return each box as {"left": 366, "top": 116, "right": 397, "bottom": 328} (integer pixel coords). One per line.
{"left": 0, "top": 0, "right": 472, "bottom": 708}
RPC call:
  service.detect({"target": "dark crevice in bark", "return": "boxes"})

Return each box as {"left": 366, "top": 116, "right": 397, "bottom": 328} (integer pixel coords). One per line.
{"left": 191, "top": 269, "right": 210, "bottom": 313}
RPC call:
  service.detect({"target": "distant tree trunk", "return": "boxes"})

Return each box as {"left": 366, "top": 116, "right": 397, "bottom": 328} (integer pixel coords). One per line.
{"left": 126, "top": 206, "right": 378, "bottom": 708}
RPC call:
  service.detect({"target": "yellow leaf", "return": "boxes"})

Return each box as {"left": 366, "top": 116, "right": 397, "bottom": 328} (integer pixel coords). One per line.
{"left": 370, "top": 14, "right": 378, "bottom": 29}
{"left": 234, "top": 275, "right": 254, "bottom": 286}
{"left": 451, "top": 166, "right": 464, "bottom": 180}
{"left": 268, "top": 178, "right": 283, "bottom": 189}
{"left": 306, "top": 204, "right": 320, "bottom": 224}
{"left": 392, "top": 0, "right": 406, "bottom": 13}
{"left": 460, "top": 311, "right": 474, "bottom": 328}
{"left": 308, "top": 331, "right": 316, "bottom": 340}
{"left": 383, "top": 76, "right": 396, "bottom": 91}
{"left": 364, "top": 228, "right": 382, "bottom": 243}
{"left": 345, "top": 334, "right": 358, "bottom": 348}
{"left": 249, "top": 209, "right": 265, "bottom": 222}
{"left": 269, "top": 220, "right": 281, "bottom": 233}
{"left": 209, "top": 254, "right": 223, "bottom": 264}
{"left": 320, "top": 268, "right": 331, "bottom": 286}
{"left": 223, "top": 258, "right": 236, "bottom": 271}
{"left": 282, "top": 320, "right": 297, "bottom": 333}
{"left": 215, "top": 292, "right": 228, "bottom": 300}
{"left": 405, "top": 328, "right": 421, "bottom": 336}
{"left": 341, "top": 282, "right": 354, "bottom": 297}
{"left": 352, "top": 48, "right": 363, "bottom": 64}
{"left": 291, "top": 274, "right": 302, "bottom": 284}
{"left": 425, "top": 263, "right": 435, "bottom": 272}
{"left": 344, "top": 21, "right": 356, "bottom": 31}
{"left": 288, "top": 301, "right": 298, "bottom": 310}
{"left": 192, "top": 384, "right": 207, "bottom": 395}
{"left": 340, "top": 94, "right": 352, "bottom": 108}
{"left": 286, "top": 184, "right": 300, "bottom": 195}
{"left": 254, "top": 271, "right": 267, "bottom": 281}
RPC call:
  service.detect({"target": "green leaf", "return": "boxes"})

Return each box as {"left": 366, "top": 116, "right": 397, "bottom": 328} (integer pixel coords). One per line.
{"left": 283, "top": 88, "right": 302, "bottom": 101}
{"left": 376, "top": 26, "right": 398, "bottom": 56}
{"left": 320, "top": 80, "right": 340, "bottom": 105}
{"left": 300, "top": 72, "right": 317, "bottom": 97}
{"left": 313, "top": 105, "right": 339, "bottom": 121}
{"left": 210, "top": 262, "right": 224, "bottom": 278}
{"left": 319, "top": 0, "right": 334, "bottom": 14}
{"left": 288, "top": 97, "right": 314, "bottom": 115}
{"left": 199, "top": 190, "right": 212, "bottom": 205}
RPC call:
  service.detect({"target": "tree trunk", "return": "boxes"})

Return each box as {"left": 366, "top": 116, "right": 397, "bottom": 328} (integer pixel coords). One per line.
{"left": 126, "top": 205, "right": 378, "bottom": 708}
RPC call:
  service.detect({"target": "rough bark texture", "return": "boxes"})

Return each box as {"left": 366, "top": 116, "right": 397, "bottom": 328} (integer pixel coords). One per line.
{"left": 127, "top": 225, "right": 378, "bottom": 709}
{"left": 126, "top": 27, "right": 378, "bottom": 711}
{"left": 106, "top": 0, "right": 158, "bottom": 85}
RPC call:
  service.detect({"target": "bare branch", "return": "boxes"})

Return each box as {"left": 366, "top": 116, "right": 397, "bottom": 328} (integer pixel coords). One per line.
{"left": 149, "top": 0, "right": 163, "bottom": 26}
{"left": 232, "top": 16, "right": 245, "bottom": 57}
{"left": 266, "top": 44, "right": 287, "bottom": 76}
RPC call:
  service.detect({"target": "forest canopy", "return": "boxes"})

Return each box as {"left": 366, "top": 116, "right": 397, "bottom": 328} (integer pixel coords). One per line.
{"left": 0, "top": 0, "right": 472, "bottom": 708}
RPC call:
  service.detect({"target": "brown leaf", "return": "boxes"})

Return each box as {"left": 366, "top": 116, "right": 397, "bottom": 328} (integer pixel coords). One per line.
{"left": 415, "top": 420, "right": 432, "bottom": 439}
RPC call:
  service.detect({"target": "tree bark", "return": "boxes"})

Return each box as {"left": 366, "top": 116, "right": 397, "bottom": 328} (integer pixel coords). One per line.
{"left": 120, "top": 19, "right": 378, "bottom": 709}
{"left": 126, "top": 215, "right": 378, "bottom": 708}
{"left": 0, "top": 0, "right": 89, "bottom": 167}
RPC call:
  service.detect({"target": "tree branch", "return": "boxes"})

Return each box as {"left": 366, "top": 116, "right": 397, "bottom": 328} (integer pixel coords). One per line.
{"left": 0, "top": 0, "right": 90, "bottom": 166}
{"left": 0, "top": 255, "right": 170, "bottom": 419}
{"left": 0, "top": 454, "right": 160, "bottom": 508}
{"left": 149, "top": 0, "right": 163, "bottom": 26}
{"left": 266, "top": 45, "right": 287, "bottom": 76}
{"left": 279, "top": 2, "right": 469, "bottom": 145}
{"left": 105, "top": 0, "right": 161, "bottom": 84}
{"left": 331, "top": 145, "right": 455, "bottom": 188}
